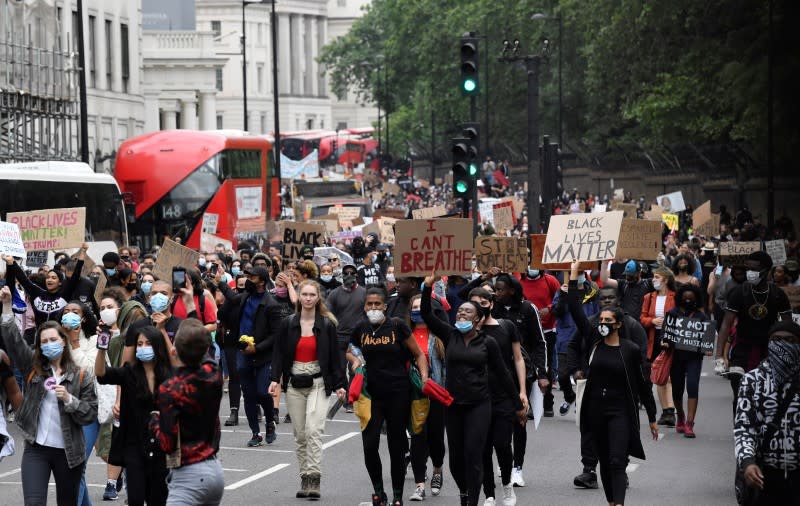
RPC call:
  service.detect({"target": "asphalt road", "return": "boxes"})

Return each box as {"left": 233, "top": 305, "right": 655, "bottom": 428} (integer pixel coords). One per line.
{"left": 0, "top": 360, "right": 738, "bottom": 505}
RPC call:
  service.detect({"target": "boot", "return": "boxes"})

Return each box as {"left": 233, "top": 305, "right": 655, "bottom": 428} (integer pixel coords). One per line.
{"left": 657, "top": 407, "right": 676, "bottom": 427}
{"left": 675, "top": 411, "right": 686, "bottom": 434}
{"left": 296, "top": 475, "right": 309, "bottom": 498}
{"left": 307, "top": 474, "right": 321, "bottom": 500}
{"left": 684, "top": 421, "right": 696, "bottom": 438}
{"left": 224, "top": 408, "right": 239, "bottom": 426}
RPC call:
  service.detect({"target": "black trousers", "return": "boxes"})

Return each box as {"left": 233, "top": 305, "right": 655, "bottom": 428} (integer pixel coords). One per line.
{"left": 580, "top": 425, "right": 599, "bottom": 471}
{"left": 223, "top": 343, "right": 241, "bottom": 411}
{"left": 410, "top": 400, "right": 446, "bottom": 483}
{"left": 447, "top": 401, "right": 492, "bottom": 506}
{"left": 337, "top": 338, "right": 354, "bottom": 404}
{"left": 588, "top": 398, "right": 631, "bottom": 505}
{"left": 543, "top": 330, "right": 557, "bottom": 410}
{"left": 361, "top": 392, "right": 410, "bottom": 501}
{"left": 558, "top": 352, "right": 576, "bottom": 403}
{"left": 752, "top": 467, "right": 800, "bottom": 505}
{"left": 512, "top": 379, "right": 532, "bottom": 468}
{"left": 21, "top": 442, "right": 84, "bottom": 506}
{"left": 482, "top": 399, "right": 515, "bottom": 498}
{"left": 123, "top": 446, "right": 168, "bottom": 506}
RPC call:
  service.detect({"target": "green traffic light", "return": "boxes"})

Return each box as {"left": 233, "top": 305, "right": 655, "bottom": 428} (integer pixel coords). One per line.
{"left": 463, "top": 78, "right": 477, "bottom": 93}
{"left": 469, "top": 163, "right": 478, "bottom": 176}
{"left": 455, "top": 180, "right": 469, "bottom": 194}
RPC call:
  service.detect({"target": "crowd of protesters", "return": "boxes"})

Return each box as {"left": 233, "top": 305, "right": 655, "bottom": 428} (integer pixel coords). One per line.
{"left": 0, "top": 175, "right": 798, "bottom": 506}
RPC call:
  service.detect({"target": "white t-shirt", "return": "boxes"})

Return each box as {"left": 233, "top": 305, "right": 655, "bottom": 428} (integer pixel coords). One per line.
{"left": 36, "top": 373, "right": 65, "bottom": 449}
{"left": 655, "top": 295, "right": 667, "bottom": 329}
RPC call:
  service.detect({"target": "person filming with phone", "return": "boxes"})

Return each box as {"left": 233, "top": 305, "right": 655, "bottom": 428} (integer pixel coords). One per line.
{"left": 122, "top": 280, "right": 183, "bottom": 365}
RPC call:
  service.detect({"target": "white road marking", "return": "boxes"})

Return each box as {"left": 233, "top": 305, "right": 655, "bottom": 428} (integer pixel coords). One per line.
{"left": 222, "top": 468, "right": 248, "bottom": 472}
{"left": 700, "top": 372, "right": 709, "bottom": 377}
{"left": 322, "top": 431, "right": 360, "bottom": 449}
{"left": 626, "top": 463, "right": 639, "bottom": 473}
{"left": 219, "top": 446, "right": 293, "bottom": 453}
{"left": 658, "top": 432, "right": 666, "bottom": 441}
{"left": 326, "top": 418, "right": 360, "bottom": 424}
{"left": 0, "top": 481, "right": 105, "bottom": 488}
{"left": 0, "top": 469, "right": 20, "bottom": 478}
{"left": 224, "top": 463, "right": 291, "bottom": 491}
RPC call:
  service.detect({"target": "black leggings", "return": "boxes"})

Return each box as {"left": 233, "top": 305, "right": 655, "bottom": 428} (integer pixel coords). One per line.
{"left": 558, "top": 352, "right": 576, "bottom": 403}
{"left": 447, "top": 401, "right": 491, "bottom": 506}
{"left": 542, "top": 331, "right": 557, "bottom": 410}
{"left": 361, "top": 392, "right": 410, "bottom": 501}
{"left": 410, "top": 400, "right": 446, "bottom": 483}
{"left": 670, "top": 352, "right": 703, "bottom": 405}
{"left": 21, "top": 442, "right": 83, "bottom": 506}
{"left": 123, "top": 446, "right": 168, "bottom": 506}
{"left": 588, "top": 400, "right": 631, "bottom": 505}
{"left": 482, "top": 399, "right": 514, "bottom": 498}
{"left": 223, "top": 344, "right": 241, "bottom": 411}
{"left": 512, "top": 379, "right": 532, "bottom": 468}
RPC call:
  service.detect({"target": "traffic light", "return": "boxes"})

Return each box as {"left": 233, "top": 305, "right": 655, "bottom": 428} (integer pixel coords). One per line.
{"left": 452, "top": 123, "right": 480, "bottom": 198}
{"left": 460, "top": 34, "right": 479, "bottom": 96}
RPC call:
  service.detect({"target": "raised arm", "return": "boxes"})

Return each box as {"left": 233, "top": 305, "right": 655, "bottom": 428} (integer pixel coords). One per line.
{"left": 600, "top": 259, "right": 618, "bottom": 289}
{"left": 3, "top": 255, "right": 45, "bottom": 299}
{"left": 61, "top": 243, "right": 89, "bottom": 297}
{"left": 0, "top": 287, "right": 33, "bottom": 372}
{"left": 421, "top": 276, "right": 453, "bottom": 346}
{"left": 566, "top": 262, "right": 593, "bottom": 339}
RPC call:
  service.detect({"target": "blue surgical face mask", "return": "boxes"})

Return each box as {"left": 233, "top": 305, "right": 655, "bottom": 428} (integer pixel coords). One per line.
{"left": 577, "top": 274, "right": 586, "bottom": 285}
{"left": 41, "top": 341, "right": 64, "bottom": 359}
{"left": 320, "top": 274, "right": 333, "bottom": 283}
{"left": 150, "top": 293, "right": 170, "bottom": 313}
{"left": 140, "top": 281, "right": 153, "bottom": 296}
{"left": 231, "top": 266, "right": 241, "bottom": 276}
{"left": 61, "top": 312, "right": 82, "bottom": 330}
{"left": 455, "top": 321, "right": 474, "bottom": 334}
{"left": 527, "top": 269, "right": 540, "bottom": 278}
{"left": 136, "top": 346, "right": 155, "bottom": 363}
{"left": 105, "top": 268, "right": 117, "bottom": 277}
{"left": 410, "top": 310, "right": 423, "bottom": 324}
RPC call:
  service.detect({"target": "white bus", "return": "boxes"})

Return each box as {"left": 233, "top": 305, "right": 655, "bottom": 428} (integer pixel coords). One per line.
{"left": 0, "top": 161, "right": 129, "bottom": 246}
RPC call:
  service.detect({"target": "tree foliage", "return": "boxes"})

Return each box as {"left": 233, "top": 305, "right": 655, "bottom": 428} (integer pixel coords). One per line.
{"left": 318, "top": 0, "right": 794, "bottom": 167}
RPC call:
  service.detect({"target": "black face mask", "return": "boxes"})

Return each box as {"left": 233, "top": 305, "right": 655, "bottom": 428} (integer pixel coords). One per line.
{"left": 682, "top": 300, "right": 697, "bottom": 311}
{"left": 481, "top": 305, "right": 492, "bottom": 318}
{"left": 244, "top": 280, "right": 258, "bottom": 293}
{"left": 343, "top": 275, "right": 357, "bottom": 287}
{"left": 126, "top": 283, "right": 138, "bottom": 292}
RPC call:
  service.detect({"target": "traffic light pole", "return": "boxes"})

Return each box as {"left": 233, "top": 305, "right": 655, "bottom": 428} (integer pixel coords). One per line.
{"left": 470, "top": 96, "right": 478, "bottom": 233}
{"left": 526, "top": 57, "right": 541, "bottom": 234}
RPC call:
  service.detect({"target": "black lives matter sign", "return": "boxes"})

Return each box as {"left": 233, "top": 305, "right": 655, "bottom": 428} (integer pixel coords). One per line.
{"left": 662, "top": 313, "right": 715, "bottom": 353}
{"left": 542, "top": 211, "right": 624, "bottom": 264}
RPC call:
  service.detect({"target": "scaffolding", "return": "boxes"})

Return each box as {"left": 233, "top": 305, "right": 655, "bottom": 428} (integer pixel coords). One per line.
{"left": 0, "top": 0, "right": 80, "bottom": 163}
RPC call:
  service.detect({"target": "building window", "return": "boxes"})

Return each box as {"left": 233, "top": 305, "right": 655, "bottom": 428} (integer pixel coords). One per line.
{"left": 211, "top": 20, "right": 221, "bottom": 37}
{"left": 104, "top": 19, "right": 113, "bottom": 90}
{"left": 120, "top": 24, "right": 130, "bottom": 93}
{"left": 88, "top": 15, "right": 96, "bottom": 88}
{"left": 257, "top": 23, "right": 263, "bottom": 45}
{"left": 216, "top": 114, "right": 223, "bottom": 130}
{"left": 71, "top": 11, "right": 79, "bottom": 61}
{"left": 215, "top": 68, "right": 223, "bottom": 91}
{"left": 306, "top": 118, "right": 313, "bottom": 130}
{"left": 257, "top": 65, "right": 264, "bottom": 94}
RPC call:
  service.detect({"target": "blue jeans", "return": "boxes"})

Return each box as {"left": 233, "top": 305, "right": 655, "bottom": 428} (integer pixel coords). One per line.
{"left": 77, "top": 420, "right": 100, "bottom": 506}
{"left": 236, "top": 351, "right": 273, "bottom": 435}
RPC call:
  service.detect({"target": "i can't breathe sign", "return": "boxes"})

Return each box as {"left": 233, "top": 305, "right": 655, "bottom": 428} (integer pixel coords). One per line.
{"left": 542, "top": 211, "right": 624, "bottom": 264}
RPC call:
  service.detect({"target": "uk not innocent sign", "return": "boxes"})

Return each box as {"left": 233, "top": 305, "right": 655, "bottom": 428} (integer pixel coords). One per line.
{"left": 662, "top": 313, "right": 715, "bottom": 353}
{"left": 542, "top": 211, "right": 624, "bottom": 264}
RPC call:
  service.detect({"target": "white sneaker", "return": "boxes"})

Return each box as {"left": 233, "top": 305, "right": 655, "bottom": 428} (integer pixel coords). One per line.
{"left": 510, "top": 467, "right": 526, "bottom": 487}
{"left": 714, "top": 358, "right": 727, "bottom": 375}
{"left": 502, "top": 484, "right": 517, "bottom": 506}
{"left": 483, "top": 498, "right": 496, "bottom": 506}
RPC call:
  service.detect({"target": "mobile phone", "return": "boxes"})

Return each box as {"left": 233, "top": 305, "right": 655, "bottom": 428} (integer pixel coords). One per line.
{"left": 210, "top": 263, "right": 218, "bottom": 275}
{"left": 715, "top": 265, "right": 723, "bottom": 276}
{"left": 96, "top": 325, "right": 112, "bottom": 349}
{"left": 172, "top": 268, "right": 186, "bottom": 291}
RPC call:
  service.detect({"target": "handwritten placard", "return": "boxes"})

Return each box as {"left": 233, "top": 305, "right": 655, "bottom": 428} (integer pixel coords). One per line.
{"left": 412, "top": 206, "right": 448, "bottom": 220}
{"left": 394, "top": 218, "right": 473, "bottom": 277}
{"left": 662, "top": 313, "right": 715, "bottom": 352}
{"left": 373, "top": 208, "right": 406, "bottom": 220}
{"left": 153, "top": 239, "right": 200, "bottom": 281}
{"left": 475, "top": 237, "right": 528, "bottom": 273}
{"left": 613, "top": 188, "right": 624, "bottom": 201}
{"left": 328, "top": 206, "right": 362, "bottom": 222}
{"left": 0, "top": 221, "right": 26, "bottom": 258}
{"left": 308, "top": 215, "right": 340, "bottom": 235}
{"left": 330, "top": 230, "right": 362, "bottom": 245}
{"left": 692, "top": 201, "right": 712, "bottom": 229}
{"left": 6, "top": 207, "right": 86, "bottom": 251}
{"left": 479, "top": 201, "right": 495, "bottom": 226}
{"left": 25, "top": 250, "right": 49, "bottom": 268}
{"left": 542, "top": 211, "right": 624, "bottom": 264}
{"left": 529, "top": 234, "right": 598, "bottom": 271}
{"left": 280, "top": 221, "right": 325, "bottom": 260}
{"left": 610, "top": 201, "right": 638, "bottom": 218}
{"left": 662, "top": 213, "right": 680, "bottom": 231}
{"left": 719, "top": 241, "right": 761, "bottom": 267}
{"left": 202, "top": 213, "right": 219, "bottom": 234}
{"left": 765, "top": 240, "right": 787, "bottom": 266}
{"left": 616, "top": 219, "right": 662, "bottom": 260}
{"left": 694, "top": 213, "right": 720, "bottom": 238}
{"left": 493, "top": 202, "right": 515, "bottom": 232}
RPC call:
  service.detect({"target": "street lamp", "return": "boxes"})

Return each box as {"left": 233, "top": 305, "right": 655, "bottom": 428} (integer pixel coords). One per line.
{"left": 531, "top": 12, "right": 563, "bottom": 148}
{"left": 242, "top": 0, "right": 268, "bottom": 132}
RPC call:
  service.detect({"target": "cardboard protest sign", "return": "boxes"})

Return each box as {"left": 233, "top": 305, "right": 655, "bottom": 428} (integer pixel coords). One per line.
{"left": 692, "top": 201, "right": 712, "bottom": 229}
{"left": 610, "top": 201, "right": 638, "bottom": 218}
{"left": 330, "top": 230, "right": 361, "bottom": 245}
{"left": 0, "top": 221, "right": 26, "bottom": 258}
{"left": 6, "top": 207, "right": 85, "bottom": 251}
{"left": 616, "top": 219, "right": 663, "bottom": 260}
{"left": 202, "top": 213, "right": 219, "bottom": 234}
{"left": 765, "top": 240, "right": 788, "bottom": 266}
{"left": 93, "top": 273, "right": 107, "bottom": 307}
{"left": 201, "top": 233, "right": 232, "bottom": 254}
{"left": 394, "top": 218, "right": 473, "bottom": 276}
{"left": 412, "top": 206, "right": 447, "bottom": 220}
{"left": 613, "top": 188, "right": 624, "bottom": 201}
{"left": 153, "top": 239, "right": 200, "bottom": 281}
{"left": 475, "top": 237, "right": 528, "bottom": 273}
{"left": 662, "top": 313, "right": 715, "bottom": 352}
{"left": 479, "top": 201, "right": 495, "bottom": 226}
{"left": 593, "top": 204, "right": 607, "bottom": 213}
{"left": 501, "top": 197, "right": 525, "bottom": 219}
{"left": 781, "top": 286, "right": 800, "bottom": 313}
{"left": 363, "top": 218, "right": 397, "bottom": 244}
{"left": 529, "top": 235, "right": 598, "bottom": 271}
{"left": 719, "top": 241, "right": 761, "bottom": 267}
{"left": 327, "top": 206, "right": 362, "bottom": 222}
{"left": 373, "top": 208, "right": 406, "bottom": 220}
{"left": 694, "top": 213, "right": 720, "bottom": 237}
{"left": 26, "top": 250, "right": 49, "bottom": 268}
{"left": 656, "top": 191, "right": 686, "bottom": 213}
{"left": 542, "top": 211, "right": 624, "bottom": 264}
{"left": 492, "top": 202, "right": 515, "bottom": 232}
{"left": 308, "top": 215, "right": 339, "bottom": 236}
{"left": 280, "top": 221, "right": 325, "bottom": 260}
{"left": 662, "top": 213, "right": 680, "bottom": 231}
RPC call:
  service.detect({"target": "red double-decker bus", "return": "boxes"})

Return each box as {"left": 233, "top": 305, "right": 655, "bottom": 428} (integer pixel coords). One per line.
{"left": 114, "top": 130, "right": 280, "bottom": 251}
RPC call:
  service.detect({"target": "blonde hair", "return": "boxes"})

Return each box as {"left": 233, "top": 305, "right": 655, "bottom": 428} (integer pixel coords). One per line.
{"left": 296, "top": 279, "right": 338, "bottom": 326}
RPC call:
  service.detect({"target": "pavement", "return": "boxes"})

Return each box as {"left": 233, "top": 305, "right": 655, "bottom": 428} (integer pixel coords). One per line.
{"left": 0, "top": 360, "right": 738, "bottom": 505}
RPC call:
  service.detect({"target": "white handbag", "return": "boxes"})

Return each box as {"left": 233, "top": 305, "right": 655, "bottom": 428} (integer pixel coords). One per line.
{"left": 575, "top": 379, "right": 587, "bottom": 428}
{"left": 96, "top": 354, "right": 117, "bottom": 424}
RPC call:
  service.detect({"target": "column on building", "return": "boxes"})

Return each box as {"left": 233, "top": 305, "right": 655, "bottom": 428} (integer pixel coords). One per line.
{"left": 290, "top": 14, "right": 302, "bottom": 95}
{"left": 143, "top": 91, "right": 160, "bottom": 132}
{"left": 308, "top": 16, "right": 318, "bottom": 96}
{"left": 199, "top": 91, "right": 216, "bottom": 130}
{"left": 278, "top": 13, "right": 291, "bottom": 96}
{"left": 181, "top": 97, "right": 198, "bottom": 130}
{"left": 316, "top": 16, "right": 326, "bottom": 96}
{"left": 160, "top": 103, "right": 178, "bottom": 130}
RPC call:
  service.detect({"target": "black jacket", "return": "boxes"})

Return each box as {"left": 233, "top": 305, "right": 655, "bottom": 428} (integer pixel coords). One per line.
{"left": 492, "top": 298, "right": 549, "bottom": 380}
{"left": 272, "top": 313, "right": 345, "bottom": 396}
{"left": 566, "top": 313, "right": 648, "bottom": 375}
{"left": 217, "top": 282, "right": 242, "bottom": 347}
{"left": 567, "top": 280, "right": 657, "bottom": 461}
{"left": 221, "top": 283, "right": 284, "bottom": 367}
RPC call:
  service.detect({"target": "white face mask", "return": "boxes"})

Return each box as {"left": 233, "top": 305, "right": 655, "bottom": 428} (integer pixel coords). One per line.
{"left": 366, "top": 309, "right": 384, "bottom": 325}
{"left": 99, "top": 308, "right": 118, "bottom": 327}
{"left": 746, "top": 270, "right": 761, "bottom": 284}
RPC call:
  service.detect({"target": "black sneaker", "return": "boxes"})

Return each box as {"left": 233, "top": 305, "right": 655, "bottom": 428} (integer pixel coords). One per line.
{"left": 430, "top": 471, "right": 443, "bottom": 496}
{"left": 247, "top": 434, "right": 264, "bottom": 447}
{"left": 224, "top": 409, "right": 239, "bottom": 426}
{"left": 103, "top": 482, "right": 118, "bottom": 500}
{"left": 371, "top": 492, "right": 388, "bottom": 506}
{"left": 573, "top": 470, "right": 598, "bottom": 489}
{"left": 559, "top": 400, "right": 574, "bottom": 416}
{"left": 658, "top": 408, "right": 676, "bottom": 427}
{"left": 284, "top": 413, "right": 292, "bottom": 423}
{"left": 265, "top": 422, "right": 277, "bottom": 444}
{"left": 543, "top": 408, "right": 555, "bottom": 417}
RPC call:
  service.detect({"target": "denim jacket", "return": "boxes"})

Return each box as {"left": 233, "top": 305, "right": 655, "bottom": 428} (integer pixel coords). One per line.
{"left": 1, "top": 318, "right": 98, "bottom": 469}
{"left": 424, "top": 330, "right": 446, "bottom": 386}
